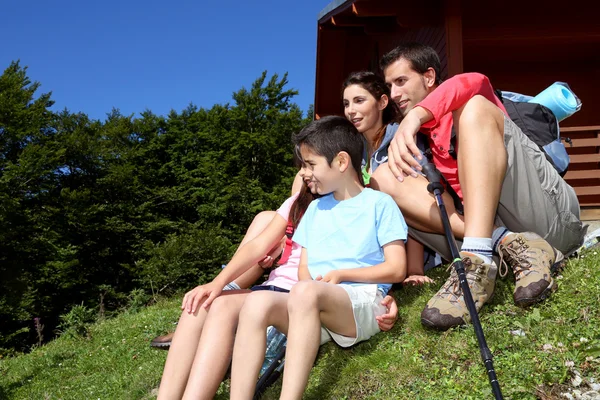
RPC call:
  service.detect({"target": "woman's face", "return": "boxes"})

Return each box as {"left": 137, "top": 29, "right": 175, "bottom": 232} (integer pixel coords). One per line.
{"left": 343, "top": 84, "right": 387, "bottom": 134}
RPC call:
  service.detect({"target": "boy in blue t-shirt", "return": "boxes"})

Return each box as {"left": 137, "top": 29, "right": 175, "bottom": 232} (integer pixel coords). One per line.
{"left": 229, "top": 116, "right": 408, "bottom": 399}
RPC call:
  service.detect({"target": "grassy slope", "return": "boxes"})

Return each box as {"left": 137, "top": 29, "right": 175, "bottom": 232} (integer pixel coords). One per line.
{"left": 1, "top": 251, "right": 599, "bottom": 400}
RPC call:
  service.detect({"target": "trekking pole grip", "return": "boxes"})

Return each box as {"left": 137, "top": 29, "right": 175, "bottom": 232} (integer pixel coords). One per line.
{"left": 422, "top": 163, "right": 444, "bottom": 195}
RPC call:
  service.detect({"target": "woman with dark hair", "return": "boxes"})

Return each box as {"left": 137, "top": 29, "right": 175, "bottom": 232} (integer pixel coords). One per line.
{"left": 343, "top": 71, "right": 436, "bottom": 285}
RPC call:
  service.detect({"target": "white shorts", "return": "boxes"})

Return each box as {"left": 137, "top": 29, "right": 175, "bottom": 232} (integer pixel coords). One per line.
{"left": 319, "top": 284, "right": 387, "bottom": 348}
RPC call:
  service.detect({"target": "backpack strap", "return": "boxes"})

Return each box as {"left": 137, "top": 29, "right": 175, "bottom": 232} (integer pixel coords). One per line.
{"left": 277, "top": 220, "right": 295, "bottom": 265}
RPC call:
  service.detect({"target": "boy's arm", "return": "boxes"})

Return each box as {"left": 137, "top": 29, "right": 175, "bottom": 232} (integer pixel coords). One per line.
{"left": 320, "top": 240, "right": 407, "bottom": 284}
{"left": 297, "top": 247, "right": 312, "bottom": 281}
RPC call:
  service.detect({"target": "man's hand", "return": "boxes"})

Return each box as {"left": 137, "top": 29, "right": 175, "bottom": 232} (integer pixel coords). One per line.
{"left": 181, "top": 282, "right": 223, "bottom": 314}
{"left": 376, "top": 295, "right": 399, "bottom": 331}
{"left": 403, "top": 275, "right": 434, "bottom": 286}
{"left": 387, "top": 107, "right": 433, "bottom": 181}
{"left": 315, "top": 270, "right": 343, "bottom": 285}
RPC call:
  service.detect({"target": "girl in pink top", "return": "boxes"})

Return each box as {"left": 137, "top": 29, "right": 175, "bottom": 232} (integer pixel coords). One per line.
{"left": 157, "top": 183, "right": 398, "bottom": 400}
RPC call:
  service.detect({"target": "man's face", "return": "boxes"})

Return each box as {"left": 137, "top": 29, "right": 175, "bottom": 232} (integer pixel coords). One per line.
{"left": 384, "top": 57, "right": 431, "bottom": 117}
{"left": 298, "top": 145, "right": 339, "bottom": 196}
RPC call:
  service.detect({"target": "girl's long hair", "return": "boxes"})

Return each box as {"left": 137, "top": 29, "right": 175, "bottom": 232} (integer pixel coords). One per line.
{"left": 342, "top": 71, "right": 400, "bottom": 149}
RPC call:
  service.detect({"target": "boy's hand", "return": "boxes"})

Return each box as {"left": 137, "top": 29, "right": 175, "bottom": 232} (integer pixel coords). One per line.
{"left": 181, "top": 282, "right": 223, "bottom": 314}
{"left": 376, "top": 295, "right": 399, "bottom": 331}
{"left": 403, "top": 275, "right": 434, "bottom": 286}
{"left": 315, "top": 270, "right": 343, "bottom": 285}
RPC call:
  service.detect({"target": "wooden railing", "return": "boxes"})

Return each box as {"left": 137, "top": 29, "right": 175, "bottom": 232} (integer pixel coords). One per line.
{"left": 561, "top": 125, "right": 600, "bottom": 207}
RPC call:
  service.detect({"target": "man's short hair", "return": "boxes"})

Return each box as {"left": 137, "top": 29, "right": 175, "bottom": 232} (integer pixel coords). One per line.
{"left": 380, "top": 42, "right": 443, "bottom": 85}
{"left": 293, "top": 116, "right": 364, "bottom": 179}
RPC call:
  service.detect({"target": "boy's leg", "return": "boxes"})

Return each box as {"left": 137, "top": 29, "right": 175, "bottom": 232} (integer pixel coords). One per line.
{"left": 230, "top": 291, "right": 290, "bottom": 400}
{"left": 178, "top": 291, "right": 250, "bottom": 400}
{"left": 279, "top": 281, "right": 357, "bottom": 400}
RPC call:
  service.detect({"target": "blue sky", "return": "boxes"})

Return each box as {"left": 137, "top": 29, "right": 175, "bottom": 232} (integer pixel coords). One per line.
{"left": 2, "top": 0, "right": 331, "bottom": 121}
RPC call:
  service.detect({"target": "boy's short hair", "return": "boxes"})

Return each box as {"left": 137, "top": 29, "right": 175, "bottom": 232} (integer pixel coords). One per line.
{"left": 293, "top": 116, "right": 364, "bottom": 180}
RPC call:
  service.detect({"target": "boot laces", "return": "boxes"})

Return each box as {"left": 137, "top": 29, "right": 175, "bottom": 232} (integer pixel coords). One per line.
{"left": 498, "top": 237, "right": 531, "bottom": 279}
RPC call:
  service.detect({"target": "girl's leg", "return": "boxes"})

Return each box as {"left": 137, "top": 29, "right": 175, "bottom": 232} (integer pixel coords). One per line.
{"left": 180, "top": 291, "right": 251, "bottom": 400}
{"left": 280, "top": 281, "right": 356, "bottom": 400}
{"left": 230, "top": 291, "right": 290, "bottom": 400}
{"left": 157, "top": 295, "right": 214, "bottom": 400}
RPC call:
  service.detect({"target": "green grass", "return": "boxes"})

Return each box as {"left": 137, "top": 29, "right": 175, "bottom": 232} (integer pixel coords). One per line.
{"left": 2, "top": 251, "right": 599, "bottom": 399}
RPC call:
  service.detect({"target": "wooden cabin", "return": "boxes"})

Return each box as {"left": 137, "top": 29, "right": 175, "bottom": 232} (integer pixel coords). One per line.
{"left": 314, "top": 0, "right": 600, "bottom": 216}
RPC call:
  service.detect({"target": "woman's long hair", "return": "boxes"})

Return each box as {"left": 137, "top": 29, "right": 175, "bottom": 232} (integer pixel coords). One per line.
{"left": 342, "top": 71, "right": 400, "bottom": 149}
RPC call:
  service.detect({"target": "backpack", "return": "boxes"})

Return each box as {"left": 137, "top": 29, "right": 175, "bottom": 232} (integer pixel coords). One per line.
{"left": 494, "top": 89, "right": 571, "bottom": 176}
{"left": 419, "top": 89, "right": 573, "bottom": 177}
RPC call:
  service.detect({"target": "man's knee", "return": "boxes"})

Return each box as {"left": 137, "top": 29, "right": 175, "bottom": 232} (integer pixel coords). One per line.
{"left": 453, "top": 95, "right": 504, "bottom": 133}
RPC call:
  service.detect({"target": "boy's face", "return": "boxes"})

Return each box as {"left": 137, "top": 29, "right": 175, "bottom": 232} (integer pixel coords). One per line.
{"left": 298, "top": 145, "right": 339, "bottom": 195}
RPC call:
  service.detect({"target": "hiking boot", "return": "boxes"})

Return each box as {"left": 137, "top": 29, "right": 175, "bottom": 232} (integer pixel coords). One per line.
{"left": 150, "top": 332, "right": 174, "bottom": 350}
{"left": 498, "top": 232, "right": 564, "bottom": 307}
{"left": 421, "top": 252, "right": 497, "bottom": 331}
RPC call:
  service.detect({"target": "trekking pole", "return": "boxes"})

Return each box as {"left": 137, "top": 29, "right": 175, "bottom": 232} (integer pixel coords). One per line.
{"left": 422, "top": 163, "right": 503, "bottom": 400}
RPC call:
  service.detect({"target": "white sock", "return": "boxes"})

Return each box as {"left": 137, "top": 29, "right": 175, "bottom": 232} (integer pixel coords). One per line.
{"left": 492, "top": 227, "right": 512, "bottom": 253}
{"left": 461, "top": 237, "right": 493, "bottom": 264}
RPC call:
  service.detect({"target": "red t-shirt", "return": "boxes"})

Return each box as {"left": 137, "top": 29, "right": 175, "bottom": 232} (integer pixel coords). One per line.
{"left": 416, "top": 73, "right": 508, "bottom": 199}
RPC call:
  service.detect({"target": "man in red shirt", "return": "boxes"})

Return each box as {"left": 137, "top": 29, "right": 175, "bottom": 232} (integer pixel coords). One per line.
{"left": 371, "top": 43, "right": 584, "bottom": 331}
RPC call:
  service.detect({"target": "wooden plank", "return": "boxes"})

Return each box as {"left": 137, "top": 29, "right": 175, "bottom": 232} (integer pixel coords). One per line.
{"left": 565, "top": 137, "right": 600, "bottom": 148}
{"left": 444, "top": 0, "right": 463, "bottom": 77}
{"left": 581, "top": 208, "right": 600, "bottom": 221}
{"left": 564, "top": 170, "right": 600, "bottom": 180}
{"left": 352, "top": 1, "right": 399, "bottom": 17}
{"left": 560, "top": 125, "right": 600, "bottom": 132}
{"left": 574, "top": 186, "right": 600, "bottom": 196}
{"left": 569, "top": 154, "right": 600, "bottom": 163}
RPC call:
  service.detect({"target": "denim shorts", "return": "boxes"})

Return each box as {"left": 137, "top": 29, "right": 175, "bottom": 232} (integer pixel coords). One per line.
{"left": 250, "top": 285, "right": 290, "bottom": 293}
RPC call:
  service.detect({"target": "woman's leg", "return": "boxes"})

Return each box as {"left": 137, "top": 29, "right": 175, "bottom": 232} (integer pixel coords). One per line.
{"left": 157, "top": 290, "right": 249, "bottom": 400}
{"left": 280, "top": 281, "right": 356, "bottom": 400}
{"left": 230, "top": 291, "right": 290, "bottom": 400}
{"left": 179, "top": 291, "right": 252, "bottom": 400}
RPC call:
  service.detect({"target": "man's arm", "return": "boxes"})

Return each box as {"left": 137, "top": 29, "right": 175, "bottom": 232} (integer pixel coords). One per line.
{"left": 418, "top": 72, "right": 503, "bottom": 129}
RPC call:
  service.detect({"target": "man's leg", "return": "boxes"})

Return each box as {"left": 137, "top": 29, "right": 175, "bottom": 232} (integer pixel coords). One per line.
{"left": 418, "top": 96, "right": 504, "bottom": 329}
{"left": 279, "top": 281, "right": 357, "bottom": 400}
{"left": 229, "top": 291, "right": 290, "bottom": 400}
{"left": 179, "top": 291, "right": 250, "bottom": 400}
{"left": 492, "top": 115, "right": 585, "bottom": 306}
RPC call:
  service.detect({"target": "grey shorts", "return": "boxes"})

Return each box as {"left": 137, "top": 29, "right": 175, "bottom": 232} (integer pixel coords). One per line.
{"left": 411, "top": 116, "right": 585, "bottom": 259}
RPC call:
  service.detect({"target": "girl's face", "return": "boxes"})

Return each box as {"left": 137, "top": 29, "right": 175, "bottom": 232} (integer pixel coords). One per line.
{"left": 343, "top": 84, "right": 387, "bottom": 134}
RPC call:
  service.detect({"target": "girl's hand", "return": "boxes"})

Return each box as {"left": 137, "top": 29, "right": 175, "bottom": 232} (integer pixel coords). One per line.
{"left": 402, "top": 275, "right": 434, "bottom": 286}
{"left": 181, "top": 282, "right": 223, "bottom": 314}
{"left": 258, "top": 255, "right": 275, "bottom": 269}
{"left": 376, "top": 295, "right": 399, "bottom": 331}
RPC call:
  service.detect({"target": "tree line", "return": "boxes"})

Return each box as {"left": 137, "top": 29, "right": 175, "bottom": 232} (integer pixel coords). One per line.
{"left": 0, "top": 62, "right": 310, "bottom": 352}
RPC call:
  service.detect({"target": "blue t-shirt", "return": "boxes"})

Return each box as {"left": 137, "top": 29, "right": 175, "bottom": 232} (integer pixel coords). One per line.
{"left": 292, "top": 188, "right": 408, "bottom": 295}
